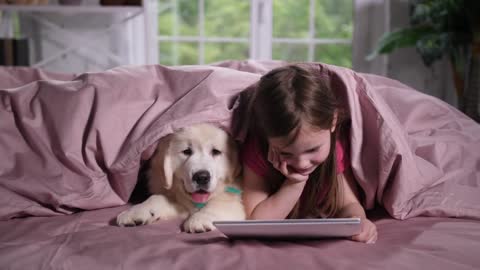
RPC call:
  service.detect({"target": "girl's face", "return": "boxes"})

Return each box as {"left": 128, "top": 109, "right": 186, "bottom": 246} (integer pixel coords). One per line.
{"left": 268, "top": 125, "right": 333, "bottom": 176}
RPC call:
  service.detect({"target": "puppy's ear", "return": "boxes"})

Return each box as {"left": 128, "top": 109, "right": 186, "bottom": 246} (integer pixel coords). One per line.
{"left": 149, "top": 134, "right": 174, "bottom": 190}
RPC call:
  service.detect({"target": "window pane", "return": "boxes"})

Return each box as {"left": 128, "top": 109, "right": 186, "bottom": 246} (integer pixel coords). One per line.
{"left": 159, "top": 41, "right": 175, "bottom": 65}
{"left": 315, "top": 0, "right": 353, "bottom": 38}
{"left": 159, "top": 42, "right": 199, "bottom": 65}
{"left": 177, "top": 0, "right": 199, "bottom": 36}
{"left": 205, "top": 42, "right": 249, "bottom": 64}
{"left": 205, "top": 0, "right": 250, "bottom": 38}
{"left": 314, "top": 44, "right": 352, "bottom": 68}
{"left": 158, "top": 1, "right": 173, "bottom": 36}
{"left": 158, "top": 0, "right": 199, "bottom": 36}
{"left": 272, "top": 43, "right": 309, "bottom": 62}
{"left": 178, "top": 42, "right": 199, "bottom": 65}
{"left": 273, "top": 0, "right": 310, "bottom": 38}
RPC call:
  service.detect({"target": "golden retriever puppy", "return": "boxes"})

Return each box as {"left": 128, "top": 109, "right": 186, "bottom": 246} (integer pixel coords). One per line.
{"left": 117, "top": 123, "right": 245, "bottom": 233}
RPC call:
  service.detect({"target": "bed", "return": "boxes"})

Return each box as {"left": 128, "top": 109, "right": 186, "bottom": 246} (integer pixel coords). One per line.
{"left": 1, "top": 61, "right": 479, "bottom": 269}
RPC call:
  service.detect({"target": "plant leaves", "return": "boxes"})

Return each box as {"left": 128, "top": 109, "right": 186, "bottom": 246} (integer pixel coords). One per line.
{"left": 366, "top": 25, "right": 434, "bottom": 61}
{"left": 411, "top": 0, "right": 462, "bottom": 26}
{"left": 416, "top": 33, "right": 449, "bottom": 66}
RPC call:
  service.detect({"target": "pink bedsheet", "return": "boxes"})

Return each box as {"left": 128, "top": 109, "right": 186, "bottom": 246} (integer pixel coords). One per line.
{"left": 0, "top": 206, "right": 479, "bottom": 269}
{"left": 0, "top": 61, "right": 479, "bottom": 222}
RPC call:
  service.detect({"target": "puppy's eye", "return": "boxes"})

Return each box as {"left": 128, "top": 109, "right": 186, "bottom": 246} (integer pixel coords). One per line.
{"left": 211, "top": 148, "right": 222, "bottom": 156}
{"left": 182, "top": 148, "right": 193, "bottom": 156}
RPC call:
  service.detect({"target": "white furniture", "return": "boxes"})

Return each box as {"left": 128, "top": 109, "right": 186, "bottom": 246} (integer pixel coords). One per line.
{"left": 0, "top": 2, "right": 158, "bottom": 73}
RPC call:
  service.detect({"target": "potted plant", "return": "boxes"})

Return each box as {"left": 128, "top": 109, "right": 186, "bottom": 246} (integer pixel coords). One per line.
{"left": 368, "top": 0, "right": 480, "bottom": 122}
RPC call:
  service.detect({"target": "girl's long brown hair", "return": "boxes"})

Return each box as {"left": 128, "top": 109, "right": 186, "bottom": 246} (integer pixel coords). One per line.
{"left": 252, "top": 64, "right": 347, "bottom": 218}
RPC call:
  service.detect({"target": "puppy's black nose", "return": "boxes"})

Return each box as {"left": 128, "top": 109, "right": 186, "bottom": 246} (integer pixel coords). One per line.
{"left": 192, "top": 170, "right": 210, "bottom": 185}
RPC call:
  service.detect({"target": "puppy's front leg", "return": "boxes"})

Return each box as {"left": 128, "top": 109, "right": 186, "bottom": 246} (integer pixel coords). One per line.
{"left": 182, "top": 196, "right": 246, "bottom": 233}
{"left": 182, "top": 210, "right": 216, "bottom": 233}
{"left": 117, "top": 194, "right": 187, "bottom": 227}
{"left": 204, "top": 198, "right": 246, "bottom": 221}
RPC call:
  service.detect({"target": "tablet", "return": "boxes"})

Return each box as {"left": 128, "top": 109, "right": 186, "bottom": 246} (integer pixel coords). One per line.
{"left": 213, "top": 218, "right": 361, "bottom": 239}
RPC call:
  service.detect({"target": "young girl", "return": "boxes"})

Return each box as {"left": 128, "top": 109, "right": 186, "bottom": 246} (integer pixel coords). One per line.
{"left": 241, "top": 64, "right": 378, "bottom": 244}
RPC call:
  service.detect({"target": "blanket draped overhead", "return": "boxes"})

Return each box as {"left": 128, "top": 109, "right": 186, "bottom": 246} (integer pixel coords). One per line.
{"left": 0, "top": 61, "right": 479, "bottom": 221}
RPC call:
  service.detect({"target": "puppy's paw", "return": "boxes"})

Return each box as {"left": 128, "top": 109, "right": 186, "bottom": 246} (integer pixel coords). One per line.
{"left": 116, "top": 204, "right": 158, "bottom": 227}
{"left": 183, "top": 212, "right": 216, "bottom": 233}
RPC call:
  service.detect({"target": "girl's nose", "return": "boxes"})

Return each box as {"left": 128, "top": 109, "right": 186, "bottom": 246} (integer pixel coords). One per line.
{"left": 290, "top": 157, "right": 310, "bottom": 170}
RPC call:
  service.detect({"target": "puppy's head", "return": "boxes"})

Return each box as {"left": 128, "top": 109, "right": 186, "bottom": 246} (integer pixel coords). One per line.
{"left": 149, "top": 123, "right": 240, "bottom": 204}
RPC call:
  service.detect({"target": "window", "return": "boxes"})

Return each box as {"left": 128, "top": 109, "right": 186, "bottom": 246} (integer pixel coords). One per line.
{"left": 157, "top": 0, "right": 353, "bottom": 67}
{"left": 272, "top": 0, "right": 353, "bottom": 67}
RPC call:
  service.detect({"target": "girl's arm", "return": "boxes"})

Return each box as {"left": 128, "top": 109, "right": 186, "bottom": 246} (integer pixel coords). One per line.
{"left": 242, "top": 165, "right": 306, "bottom": 220}
{"left": 336, "top": 166, "right": 378, "bottom": 243}
{"left": 335, "top": 167, "right": 365, "bottom": 218}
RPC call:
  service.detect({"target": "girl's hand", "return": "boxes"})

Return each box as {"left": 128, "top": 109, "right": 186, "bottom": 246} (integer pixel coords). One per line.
{"left": 268, "top": 146, "right": 309, "bottom": 183}
{"left": 351, "top": 217, "right": 377, "bottom": 244}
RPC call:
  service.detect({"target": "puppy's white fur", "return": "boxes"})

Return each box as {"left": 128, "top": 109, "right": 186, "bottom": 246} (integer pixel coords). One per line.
{"left": 117, "top": 123, "right": 245, "bottom": 233}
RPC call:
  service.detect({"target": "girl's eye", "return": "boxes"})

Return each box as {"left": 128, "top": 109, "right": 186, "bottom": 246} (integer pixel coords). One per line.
{"left": 306, "top": 147, "right": 319, "bottom": 153}
{"left": 211, "top": 149, "right": 222, "bottom": 156}
{"left": 182, "top": 148, "right": 193, "bottom": 156}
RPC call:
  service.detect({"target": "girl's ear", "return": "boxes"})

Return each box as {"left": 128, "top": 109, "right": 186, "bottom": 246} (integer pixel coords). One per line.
{"left": 330, "top": 110, "right": 338, "bottom": 133}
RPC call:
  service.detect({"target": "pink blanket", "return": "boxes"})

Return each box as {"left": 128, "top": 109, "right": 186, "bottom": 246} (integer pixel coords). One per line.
{"left": 2, "top": 206, "right": 480, "bottom": 270}
{"left": 1, "top": 61, "right": 479, "bottom": 221}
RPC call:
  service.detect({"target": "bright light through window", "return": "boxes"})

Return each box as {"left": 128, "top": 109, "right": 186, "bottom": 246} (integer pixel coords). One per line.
{"left": 157, "top": 0, "right": 353, "bottom": 67}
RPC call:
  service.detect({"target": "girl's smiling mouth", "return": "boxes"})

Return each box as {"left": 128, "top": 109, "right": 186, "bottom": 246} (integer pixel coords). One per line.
{"left": 289, "top": 166, "right": 316, "bottom": 176}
